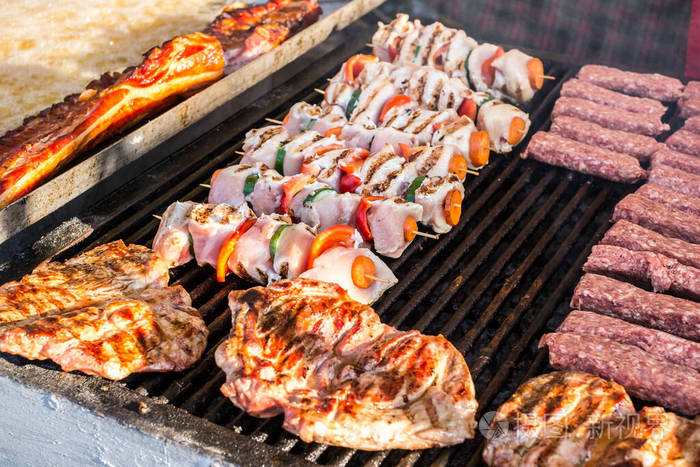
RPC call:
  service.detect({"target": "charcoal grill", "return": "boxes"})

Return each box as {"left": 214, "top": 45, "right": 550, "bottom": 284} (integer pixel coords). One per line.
{"left": 0, "top": 1, "right": 687, "bottom": 465}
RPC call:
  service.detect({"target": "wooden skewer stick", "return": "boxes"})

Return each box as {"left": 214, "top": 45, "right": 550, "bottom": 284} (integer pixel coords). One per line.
{"left": 543, "top": 75, "right": 556, "bottom": 80}
{"left": 152, "top": 214, "right": 162, "bottom": 220}
{"left": 314, "top": 88, "right": 325, "bottom": 95}
{"left": 365, "top": 43, "right": 373, "bottom": 47}
{"left": 365, "top": 274, "right": 392, "bottom": 283}
{"left": 235, "top": 150, "right": 245, "bottom": 155}
{"left": 453, "top": 204, "right": 462, "bottom": 209}
{"left": 413, "top": 231, "right": 439, "bottom": 239}
{"left": 200, "top": 183, "right": 211, "bottom": 189}
{"left": 265, "top": 117, "right": 283, "bottom": 124}
{"left": 457, "top": 168, "right": 480, "bottom": 176}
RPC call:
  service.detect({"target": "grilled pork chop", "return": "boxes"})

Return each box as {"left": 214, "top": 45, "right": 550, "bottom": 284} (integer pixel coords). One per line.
{"left": 0, "top": 241, "right": 207, "bottom": 380}
{"left": 0, "top": 241, "right": 168, "bottom": 323}
{"left": 484, "top": 372, "right": 700, "bottom": 466}
{"left": 0, "top": 287, "right": 207, "bottom": 380}
{"left": 215, "top": 278, "right": 477, "bottom": 450}
{"left": 483, "top": 371, "right": 636, "bottom": 466}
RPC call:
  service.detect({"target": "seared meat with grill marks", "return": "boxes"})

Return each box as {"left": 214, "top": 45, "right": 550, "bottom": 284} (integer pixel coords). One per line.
{"left": 0, "top": 287, "right": 207, "bottom": 380}
{"left": 215, "top": 279, "right": 477, "bottom": 450}
{"left": 0, "top": 241, "right": 207, "bottom": 380}
{"left": 0, "top": 241, "right": 168, "bottom": 324}
{"left": 483, "top": 371, "right": 636, "bottom": 467}
{"left": 484, "top": 372, "right": 700, "bottom": 466}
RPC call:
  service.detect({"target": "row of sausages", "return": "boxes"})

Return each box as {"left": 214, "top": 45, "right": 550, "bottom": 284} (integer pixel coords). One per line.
{"left": 522, "top": 65, "right": 700, "bottom": 184}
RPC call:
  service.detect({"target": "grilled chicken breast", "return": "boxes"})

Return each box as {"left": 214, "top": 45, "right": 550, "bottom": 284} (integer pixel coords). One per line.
{"left": 0, "top": 241, "right": 169, "bottom": 324}
{"left": 0, "top": 241, "right": 207, "bottom": 380}
{"left": 215, "top": 279, "right": 477, "bottom": 450}
{"left": 483, "top": 371, "right": 636, "bottom": 466}
{"left": 484, "top": 371, "right": 700, "bottom": 466}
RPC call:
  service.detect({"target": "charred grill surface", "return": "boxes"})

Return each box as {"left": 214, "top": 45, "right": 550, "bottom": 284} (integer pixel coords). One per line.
{"left": 0, "top": 5, "right": 688, "bottom": 466}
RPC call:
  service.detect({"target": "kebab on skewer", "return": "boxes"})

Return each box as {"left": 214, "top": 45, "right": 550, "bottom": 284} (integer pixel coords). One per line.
{"left": 327, "top": 54, "right": 531, "bottom": 152}
{"left": 152, "top": 201, "right": 397, "bottom": 304}
{"left": 237, "top": 127, "right": 465, "bottom": 233}
{"left": 207, "top": 163, "right": 425, "bottom": 257}
{"left": 370, "top": 14, "right": 547, "bottom": 104}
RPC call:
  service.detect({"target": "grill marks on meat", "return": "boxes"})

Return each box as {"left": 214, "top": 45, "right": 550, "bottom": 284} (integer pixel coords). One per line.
{"left": 484, "top": 372, "right": 700, "bottom": 466}
{"left": 0, "top": 32, "right": 225, "bottom": 210}
{"left": 0, "top": 287, "right": 207, "bottom": 380}
{"left": 215, "top": 279, "right": 477, "bottom": 450}
{"left": 0, "top": 241, "right": 207, "bottom": 380}
{"left": 0, "top": 241, "right": 168, "bottom": 324}
{"left": 482, "top": 371, "right": 636, "bottom": 466}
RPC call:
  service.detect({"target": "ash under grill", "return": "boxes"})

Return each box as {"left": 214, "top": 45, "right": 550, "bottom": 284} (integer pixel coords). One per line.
{"left": 0, "top": 4, "right": 665, "bottom": 466}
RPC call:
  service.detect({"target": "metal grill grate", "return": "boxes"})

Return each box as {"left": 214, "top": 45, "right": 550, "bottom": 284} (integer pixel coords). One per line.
{"left": 0, "top": 4, "right": 654, "bottom": 466}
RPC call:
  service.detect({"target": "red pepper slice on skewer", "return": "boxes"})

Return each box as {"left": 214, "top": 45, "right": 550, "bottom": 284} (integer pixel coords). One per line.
{"left": 355, "top": 196, "right": 385, "bottom": 241}
{"left": 306, "top": 225, "right": 357, "bottom": 269}
{"left": 324, "top": 126, "right": 342, "bottom": 138}
{"left": 215, "top": 218, "right": 257, "bottom": 282}
{"left": 339, "top": 173, "right": 362, "bottom": 193}
{"left": 280, "top": 174, "right": 312, "bottom": 215}
{"left": 344, "top": 54, "right": 379, "bottom": 85}
{"left": 457, "top": 97, "right": 478, "bottom": 122}
{"left": 338, "top": 148, "right": 370, "bottom": 174}
{"left": 482, "top": 46, "right": 504, "bottom": 88}
{"left": 378, "top": 94, "right": 412, "bottom": 123}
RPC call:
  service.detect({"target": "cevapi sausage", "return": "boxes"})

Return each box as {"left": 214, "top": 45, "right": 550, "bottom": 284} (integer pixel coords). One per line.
{"left": 570, "top": 273, "right": 700, "bottom": 341}
{"left": 601, "top": 220, "right": 700, "bottom": 270}
{"left": 522, "top": 131, "right": 646, "bottom": 183}
{"left": 560, "top": 78, "right": 667, "bottom": 118}
{"left": 648, "top": 164, "right": 700, "bottom": 199}
{"left": 612, "top": 193, "right": 700, "bottom": 244}
{"left": 552, "top": 97, "right": 669, "bottom": 136}
{"left": 557, "top": 310, "right": 700, "bottom": 370}
{"left": 684, "top": 116, "right": 700, "bottom": 135}
{"left": 666, "top": 129, "right": 700, "bottom": 157}
{"left": 636, "top": 183, "right": 700, "bottom": 216}
{"left": 577, "top": 64, "right": 684, "bottom": 102}
{"left": 650, "top": 147, "right": 700, "bottom": 176}
{"left": 681, "top": 96, "right": 700, "bottom": 119}
{"left": 550, "top": 115, "right": 661, "bottom": 161}
{"left": 540, "top": 331, "right": 700, "bottom": 415}
{"left": 583, "top": 244, "right": 700, "bottom": 299}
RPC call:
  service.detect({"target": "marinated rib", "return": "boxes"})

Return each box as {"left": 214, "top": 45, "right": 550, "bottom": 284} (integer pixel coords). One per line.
{"left": 215, "top": 279, "right": 477, "bottom": 450}
{"left": 0, "top": 32, "right": 225, "bottom": 209}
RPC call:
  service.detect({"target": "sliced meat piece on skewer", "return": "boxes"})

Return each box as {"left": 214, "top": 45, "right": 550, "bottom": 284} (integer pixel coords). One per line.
{"left": 650, "top": 147, "right": 700, "bottom": 176}
{"left": 552, "top": 96, "right": 669, "bottom": 136}
{"left": 404, "top": 145, "right": 470, "bottom": 181}
{"left": 300, "top": 246, "right": 396, "bottom": 304}
{"left": 301, "top": 147, "right": 352, "bottom": 190}
{"left": 557, "top": 310, "right": 700, "bottom": 370}
{"left": 648, "top": 164, "right": 700, "bottom": 198}
{"left": 153, "top": 201, "right": 197, "bottom": 267}
{"left": 601, "top": 220, "right": 700, "bottom": 270}
{"left": 207, "top": 164, "right": 259, "bottom": 209}
{"left": 570, "top": 273, "right": 700, "bottom": 341}
{"left": 269, "top": 223, "right": 315, "bottom": 280}
{"left": 539, "top": 331, "right": 700, "bottom": 416}
{"left": 684, "top": 115, "right": 700, "bottom": 135}
{"left": 285, "top": 102, "right": 347, "bottom": 137}
{"left": 560, "top": 78, "right": 667, "bottom": 119}
{"left": 577, "top": 64, "right": 684, "bottom": 102}
{"left": 365, "top": 197, "right": 423, "bottom": 258}
{"left": 188, "top": 203, "right": 254, "bottom": 268}
{"left": 636, "top": 183, "right": 700, "bottom": 217}
{"left": 550, "top": 116, "right": 662, "bottom": 161}
{"left": 412, "top": 175, "right": 464, "bottom": 234}
{"left": 680, "top": 96, "right": 700, "bottom": 119}
{"left": 612, "top": 193, "right": 700, "bottom": 244}
{"left": 583, "top": 244, "right": 700, "bottom": 299}
{"left": 666, "top": 129, "right": 700, "bottom": 157}
{"left": 241, "top": 125, "right": 288, "bottom": 168}
{"left": 491, "top": 49, "right": 542, "bottom": 103}
{"left": 482, "top": 371, "right": 636, "bottom": 467}
{"left": 476, "top": 99, "right": 530, "bottom": 153}
{"left": 522, "top": 132, "right": 646, "bottom": 183}
{"left": 356, "top": 145, "right": 410, "bottom": 197}
{"left": 382, "top": 107, "right": 457, "bottom": 145}
{"left": 431, "top": 117, "right": 491, "bottom": 169}
{"left": 228, "top": 214, "right": 290, "bottom": 284}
